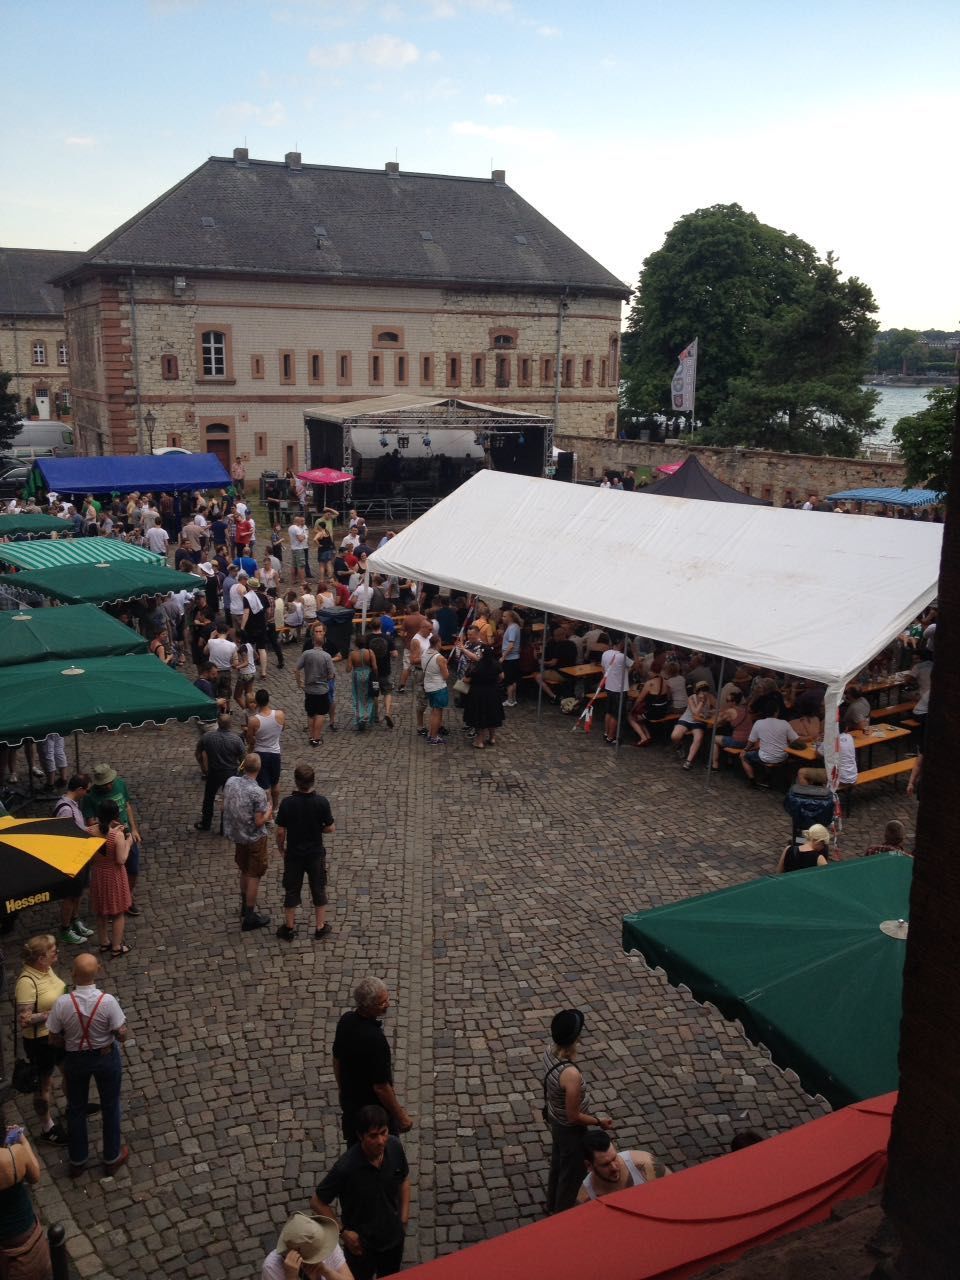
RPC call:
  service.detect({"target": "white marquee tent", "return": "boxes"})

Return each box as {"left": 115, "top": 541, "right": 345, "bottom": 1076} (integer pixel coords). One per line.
{"left": 367, "top": 470, "right": 942, "bottom": 779}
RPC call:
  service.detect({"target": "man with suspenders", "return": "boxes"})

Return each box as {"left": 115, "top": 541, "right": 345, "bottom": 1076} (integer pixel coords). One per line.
{"left": 46, "top": 953, "right": 129, "bottom": 1178}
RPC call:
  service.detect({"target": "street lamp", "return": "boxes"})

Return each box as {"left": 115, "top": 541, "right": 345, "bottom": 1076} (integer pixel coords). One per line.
{"left": 143, "top": 409, "right": 157, "bottom": 454}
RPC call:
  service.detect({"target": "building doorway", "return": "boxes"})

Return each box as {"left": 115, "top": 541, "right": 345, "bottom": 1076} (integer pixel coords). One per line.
{"left": 205, "top": 422, "right": 231, "bottom": 471}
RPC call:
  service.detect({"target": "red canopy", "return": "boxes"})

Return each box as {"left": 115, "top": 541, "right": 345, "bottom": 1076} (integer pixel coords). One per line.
{"left": 655, "top": 462, "right": 683, "bottom": 474}
{"left": 297, "top": 468, "right": 352, "bottom": 485}
{"left": 402, "top": 1094, "right": 894, "bottom": 1280}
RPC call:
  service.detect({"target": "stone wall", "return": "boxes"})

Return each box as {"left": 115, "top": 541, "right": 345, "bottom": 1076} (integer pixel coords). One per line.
{"left": 65, "top": 272, "right": 622, "bottom": 468}
{"left": 562, "top": 437, "right": 910, "bottom": 504}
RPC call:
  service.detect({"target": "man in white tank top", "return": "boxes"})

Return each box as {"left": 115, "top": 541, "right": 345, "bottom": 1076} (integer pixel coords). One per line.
{"left": 246, "top": 688, "right": 285, "bottom": 809}
{"left": 577, "top": 1130, "right": 661, "bottom": 1202}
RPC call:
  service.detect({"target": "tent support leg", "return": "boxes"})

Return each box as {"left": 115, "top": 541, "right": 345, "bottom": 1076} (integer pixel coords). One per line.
{"left": 537, "top": 612, "right": 548, "bottom": 723}
{"left": 360, "top": 569, "right": 369, "bottom": 635}
{"left": 705, "top": 657, "right": 726, "bottom": 790}
{"left": 74, "top": 731, "right": 80, "bottom": 772}
{"left": 615, "top": 633, "right": 629, "bottom": 755}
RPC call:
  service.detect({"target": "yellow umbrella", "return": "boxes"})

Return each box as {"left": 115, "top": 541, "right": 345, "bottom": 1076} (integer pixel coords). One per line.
{"left": 0, "top": 816, "right": 105, "bottom": 915}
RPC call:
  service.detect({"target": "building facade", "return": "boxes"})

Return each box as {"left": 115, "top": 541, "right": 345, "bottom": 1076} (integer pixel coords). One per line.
{"left": 57, "top": 152, "right": 629, "bottom": 471}
{"left": 0, "top": 248, "right": 83, "bottom": 422}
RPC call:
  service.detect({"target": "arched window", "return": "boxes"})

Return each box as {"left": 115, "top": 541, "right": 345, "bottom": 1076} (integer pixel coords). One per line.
{"left": 201, "top": 330, "right": 226, "bottom": 377}
{"left": 373, "top": 327, "right": 404, "bottom": 348}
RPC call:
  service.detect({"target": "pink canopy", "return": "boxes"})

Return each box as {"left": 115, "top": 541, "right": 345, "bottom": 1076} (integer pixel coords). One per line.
{"left": 655, "top": 462, "right": 683, "bottom": 475}
{"left": 297, "top": 468, "right": 352, "bottom": 485}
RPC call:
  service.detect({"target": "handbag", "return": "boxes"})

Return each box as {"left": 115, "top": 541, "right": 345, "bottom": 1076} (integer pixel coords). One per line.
{"left": 452, "top": 677, "right": 470, "bottom": 695}
{"left": 11, "top": 978, "right": 41, "bottom": 1095}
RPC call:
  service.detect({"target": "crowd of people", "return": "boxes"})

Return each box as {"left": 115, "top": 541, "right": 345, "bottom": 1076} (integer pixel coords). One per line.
{"left": 0, "top": 479, "right": 930, "bottom": 1277}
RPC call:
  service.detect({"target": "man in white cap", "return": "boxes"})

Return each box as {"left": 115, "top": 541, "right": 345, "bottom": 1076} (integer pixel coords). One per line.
{"left": 261, "top": 1213, "right": 351, "bottom": 1279}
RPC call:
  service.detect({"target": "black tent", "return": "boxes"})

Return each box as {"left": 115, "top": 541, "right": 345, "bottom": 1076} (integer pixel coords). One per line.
{"left": 639, "top": 455, "right": 770, "bottom": 505}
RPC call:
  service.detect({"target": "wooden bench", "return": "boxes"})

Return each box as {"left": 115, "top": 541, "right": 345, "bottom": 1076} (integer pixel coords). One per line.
{"left": 524, "top": 670, "right": 565, "bottom": 686}
{"left": 902, "top": 718, "right": 921, "bottom": 730}
{"left": 869, "top": 700, "right": 917, "bottom": 721}
{"left": 854, "top": 758, "right": 916, "bottom": 788}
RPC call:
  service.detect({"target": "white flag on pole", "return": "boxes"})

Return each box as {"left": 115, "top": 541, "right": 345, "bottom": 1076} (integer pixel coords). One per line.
{"left": 671, "top": 338, "right": 698, "bottom": 412}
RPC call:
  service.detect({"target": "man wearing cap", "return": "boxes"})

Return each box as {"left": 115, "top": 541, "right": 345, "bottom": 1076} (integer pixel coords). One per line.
{"left": 543, "top": 1008, "right": 612, "bottom": 1214}
{"left": 312, "top": 1104, "right": 410, "bottom": 1279}
{"left": 261, "top": 1213, "right": 352, "bottom": 1280}
{"left": 82, "top": 764, "right": 144, "bottom": 917}
{"left": 46, "top": 952, "right": 129, "bottom": 1178}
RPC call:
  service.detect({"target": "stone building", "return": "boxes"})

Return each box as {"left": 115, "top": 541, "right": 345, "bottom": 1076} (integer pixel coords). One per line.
{"left": 0, "top": 247, "right": 83, "bottom": 422}
{"left": 54, "top": 150, "right": 629, "bottom": 472}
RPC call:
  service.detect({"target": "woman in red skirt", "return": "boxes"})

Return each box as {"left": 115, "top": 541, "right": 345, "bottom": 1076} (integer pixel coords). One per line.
{"left": 87, "top": 800, "right": 133, "bottom": 958}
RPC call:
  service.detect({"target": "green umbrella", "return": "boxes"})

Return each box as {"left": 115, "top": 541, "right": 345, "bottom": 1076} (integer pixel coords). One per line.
{"left": 0, "top": 513, "right": 66, "bottom": 536}
{"left": 0, "top": 562, "right": 202, "bottom": 605}
{"left": 0, "top": 605, "right": 148, "bottom": 667}
{"left": 621, "top": 854, "right": 912, "bottom": 1108}
{"left": 0, "top": 654, "right": 217, "bottom": 745}
{"left": 0, "top": 537, "right": 158, "bottom": 570}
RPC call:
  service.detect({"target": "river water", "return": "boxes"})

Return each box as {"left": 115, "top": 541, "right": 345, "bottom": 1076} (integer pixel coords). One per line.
{"left": 868, "top": 385, "right": 935, "bottom": 444}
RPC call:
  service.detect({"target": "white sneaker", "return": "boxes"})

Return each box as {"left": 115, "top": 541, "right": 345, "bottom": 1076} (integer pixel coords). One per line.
{"left": 503, "top": 699, "right": 517, "bottom": 707}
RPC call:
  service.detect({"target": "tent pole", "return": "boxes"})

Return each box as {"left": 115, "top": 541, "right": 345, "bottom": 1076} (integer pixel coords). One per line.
{"left": 704, "top": 657, "right": 726, "bottom": 790}
{"left": 74, "top": 731, "right": 80, "bottom": 772}
{"left": 537, "top": 612, "right": 548, "bottom": 723}
{"left": 360, "top": 567, "right": 370, "bottom": 635}
{"left": 615, "top": 633, "right": 628, "bottom": 755}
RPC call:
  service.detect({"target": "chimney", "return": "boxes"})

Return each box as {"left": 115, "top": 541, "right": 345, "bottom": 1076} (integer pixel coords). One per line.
{"left": 385, "top": 161, "right": 400, "bottom": 175}
{"left": 492, "top": 168, "right": 506, "bottom": 184}
{"left": 285, "top": 151, "right": 302, "bottom": 170}
{"left": 233, "top": 147, "right": 249, "bottom": 165}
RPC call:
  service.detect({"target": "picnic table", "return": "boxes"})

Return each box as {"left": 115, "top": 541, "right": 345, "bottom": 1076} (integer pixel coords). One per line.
{"left": 560, "top": 664, "right": 604, "bottom": 679}
{"left": 786, "top": 723, "right": 911, "bottom": 765}
{"left": 859, "top": 673, "right": 915, "bottom": 706}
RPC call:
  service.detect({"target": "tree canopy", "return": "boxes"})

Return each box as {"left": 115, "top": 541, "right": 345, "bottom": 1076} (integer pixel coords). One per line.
{"left": 892, "top": 386, "right": 958, "bottom": 494}
{"left": 0, "top": 372, "right": 20, "bottom": 453}
{"left": 621, "top": 204, "right": 880, "bottom": 456}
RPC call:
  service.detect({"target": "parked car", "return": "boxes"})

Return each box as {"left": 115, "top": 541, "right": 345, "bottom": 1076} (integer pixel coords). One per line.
{"left": 0, "top": 456, "right": 32, "bottom": 502}
{"left": 7, "top": 420, "right": 74, "bottom": 458}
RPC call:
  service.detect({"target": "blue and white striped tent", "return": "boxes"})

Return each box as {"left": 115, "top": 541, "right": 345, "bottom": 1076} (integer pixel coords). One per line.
{"left": 827, "top": 487, "right": 943, "bottom": 509}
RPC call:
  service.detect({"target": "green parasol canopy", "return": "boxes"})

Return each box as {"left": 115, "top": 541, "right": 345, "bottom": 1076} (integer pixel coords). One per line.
{"left": 0, "top": 513, "right": 66, "bottom": 536}
{"left": 0, "top": 562, "right": 202, "bottom": 605}
{"left": 0, "top": 654, "right": 217, "bottom": 746}
{"left": 622, "top": 854, "right": 912, "bottom": 1108}
{"left": 0, "top": 537, "right": 159, "bottom": 570}
{"left": 0, "top": 605, "right": 148, "bottom": 667}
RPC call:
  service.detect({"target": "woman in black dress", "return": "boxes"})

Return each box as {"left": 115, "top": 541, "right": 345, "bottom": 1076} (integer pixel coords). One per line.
{"left": 464, "top": 645, "right": 504, "bottom": 748}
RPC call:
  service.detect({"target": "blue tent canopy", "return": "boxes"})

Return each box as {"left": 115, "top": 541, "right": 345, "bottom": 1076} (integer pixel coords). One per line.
{"left": 35, "top": 453, "right": 231, "bottom": 496}
{"left": 827, "top": 487, "right": 943, "bottom": 509}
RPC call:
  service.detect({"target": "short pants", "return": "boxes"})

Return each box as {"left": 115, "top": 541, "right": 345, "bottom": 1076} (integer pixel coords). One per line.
{"left": 427, "top": 687, "right": 449, "bottom": 709}
{"left": 256, "top": 752, "right": 282, "bottom": 790}
{"left": 282, "top": 850, "right": 327, "bottom": 908}
{"left": 235, "top": 837, "right": 269, "bottom": 878}
{"left": 305, "top": 692, "right": 330, "bottom": 717}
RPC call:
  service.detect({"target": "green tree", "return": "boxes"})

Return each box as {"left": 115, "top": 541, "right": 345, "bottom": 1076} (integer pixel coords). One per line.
{"left": 705, "top": 257, "right": 880, "bottom": 455}
{"left": 621, "top": 204, "right": 880, "bottom": 453}
{"left": 0, "top": 371, "right": 20, "bottom": 453}
{"left": 892, "top": 385, "right": 958, "bottom": 493}
{"left": 874, "top": 328, "right": 924, "bottom": 375}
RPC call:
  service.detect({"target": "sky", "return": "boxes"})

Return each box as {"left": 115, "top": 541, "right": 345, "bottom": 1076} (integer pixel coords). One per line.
{"left": 3, "top": 0, "right": 958, "bottom": 329}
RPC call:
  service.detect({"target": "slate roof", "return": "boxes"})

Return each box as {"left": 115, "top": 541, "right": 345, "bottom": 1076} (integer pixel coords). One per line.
{"left": 55, "top": 156, "right": 629, "bottom": 298}
{"left": 0, "top": 248, "right": 85, "bottom": 316}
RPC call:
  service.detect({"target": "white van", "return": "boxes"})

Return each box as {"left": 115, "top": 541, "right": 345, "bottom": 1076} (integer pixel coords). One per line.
{"left": 8, "top": 420, "right": 75, "bottom": 459}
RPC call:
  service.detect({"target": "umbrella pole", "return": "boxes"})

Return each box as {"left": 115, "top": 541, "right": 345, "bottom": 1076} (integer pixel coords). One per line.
{"left": 705, "top": 657, "right": 726, "bottom": 790}
{"left": 537, "top": 612, "right": 548, "bottom": 723}
{"left": 74, "top": 731, "right": 81, "bottom": 772}
{"left": 615, "top": 632, "right": 629, "bottom": 755}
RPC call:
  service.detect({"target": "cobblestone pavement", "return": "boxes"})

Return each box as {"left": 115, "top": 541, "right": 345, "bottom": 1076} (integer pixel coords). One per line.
{"left": 2, "top": 651, "right": 916, "bottom": 1278}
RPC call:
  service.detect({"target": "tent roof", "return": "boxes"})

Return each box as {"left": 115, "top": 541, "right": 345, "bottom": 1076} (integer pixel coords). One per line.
{"left": 366, "top": 470, "right": 942, "bottom": 688}
{"left": 304, "top": 392, "right": 550, "bottom": 425}
{"left": 400, "top": 1093, "right": 894, "bottom": 1280}
{"left": 0, "top": 605, "right": 147, "bottom": 667}
{"left": 0, "top": 513, "right": 65, "bottom": 535}
{"left": 828, "top": 487, "right": 943, "bottom": 508}
{"left": 622, "top": 855, "right": 911, "bottom": 1107}
{"left": 640, "top": 454, "right": 770, "bottom": 505}
{"left": 0, "top": 654, "right": 217, "bottom": 746}
{"left": 35, "top": 452, "right": 231, "bottom": 495}
{"left": 0, "top": 562, "right": 202, "bottom": 605}
{"left": 0, "top": 537, "right": 159, "bottom": 571}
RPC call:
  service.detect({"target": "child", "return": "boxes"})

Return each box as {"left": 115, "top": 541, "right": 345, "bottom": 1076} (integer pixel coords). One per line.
{"left": 234, "top": 637, "right": 256, "bottom": 709}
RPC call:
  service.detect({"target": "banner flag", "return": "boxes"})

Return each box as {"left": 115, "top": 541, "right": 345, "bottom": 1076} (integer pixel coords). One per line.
{"left": 671, "top": 338, "right": 698, "bottom": 412}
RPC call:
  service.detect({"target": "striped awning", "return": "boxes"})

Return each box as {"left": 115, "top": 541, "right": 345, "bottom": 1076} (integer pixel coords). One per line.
{"left": 0, "top": 537, "right": 160, "bottom": 570}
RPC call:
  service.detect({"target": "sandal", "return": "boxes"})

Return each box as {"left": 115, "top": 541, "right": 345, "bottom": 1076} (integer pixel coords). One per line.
{"left": 111, "top": 944, "right": 131, "bottom": 958}
{"left": 98, "top": 944, "right": 112, "bottom": 954}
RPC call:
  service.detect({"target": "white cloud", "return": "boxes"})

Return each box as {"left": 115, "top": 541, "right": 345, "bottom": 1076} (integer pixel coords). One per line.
{"left": 308, "top": 33, "right": 421, "bottom": 68}
{"left": 450, "top": 119, "right": 557, "bottom": 145}
{"left": 64, "top": 135, "right": 96, "bottom": 147}
{"left": 536, "top": 23, "right": 560, "bottom": 36}
{"left": 483, "top": 93, "right": 511, "bottom": 107}
{"left": 216, "top": 100, "right": 287, "bottom": 128}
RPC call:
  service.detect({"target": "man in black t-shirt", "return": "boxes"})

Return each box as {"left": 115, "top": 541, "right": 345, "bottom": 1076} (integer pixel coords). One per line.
{"left": 311, "top": 1104, "right": 410, "bottom": 1279}
{"left": 195, "top": 713, "right": 245, "bottom": 832}
{"left": 332, "top": 979, "right": 413, "bottom": 1146}
{"left": 274, "top": 764, "right": 335, "bottom": 942}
